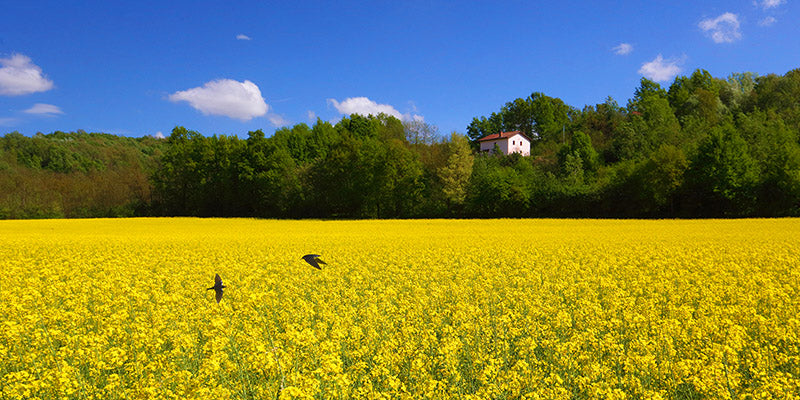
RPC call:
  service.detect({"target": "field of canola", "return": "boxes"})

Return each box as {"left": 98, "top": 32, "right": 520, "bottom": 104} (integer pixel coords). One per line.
{"left": 1, "top": 218, "right": 799, "bottom": 399}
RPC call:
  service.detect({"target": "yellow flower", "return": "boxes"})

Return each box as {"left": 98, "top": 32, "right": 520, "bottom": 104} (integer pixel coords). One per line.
{"left": 1, "top": 218, "right": 799, "bottom": 398}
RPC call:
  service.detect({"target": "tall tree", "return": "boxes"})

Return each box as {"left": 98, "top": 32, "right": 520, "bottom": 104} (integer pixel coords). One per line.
{"left": 529, "top": 92, "right": 573, "bottom": 142}
{"left": 684, "top": 123, "right": 759, "bottom": 215}
{"left": 615, "top": 78, "right": 681, "bottom": 160}
{"left": 437, "top": 133, "right": 474, "bottom": 212}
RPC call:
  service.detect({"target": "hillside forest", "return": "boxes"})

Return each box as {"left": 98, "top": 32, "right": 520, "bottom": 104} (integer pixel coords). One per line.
{"left": 2, "top": 68, "right": 800, "bottom": 219}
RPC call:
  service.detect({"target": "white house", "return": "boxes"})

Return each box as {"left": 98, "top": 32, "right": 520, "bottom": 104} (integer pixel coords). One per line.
{"left": 477, "top": 131, "right": 531, "bottom": 156}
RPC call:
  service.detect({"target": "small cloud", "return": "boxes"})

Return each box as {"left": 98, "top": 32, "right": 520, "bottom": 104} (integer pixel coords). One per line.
{"left": 758, "top": 0, "right": 785, "bottom": 9}
{"left": 169, "top": 79, "right": 268, "bottom": 121}
{"left": 613, "top": 43, "right": 633, "bottom": 55}
{"left": 638, "top": 54, "right": 683, "bottom": 83}
{"left": 267, "top": 113, "right": 290, "bottom": 127}
{"left": 327, "top": 96, "right": 422, "bottom": 122}
{"left": 23, "top": 103, "right": 63, "bottom": 116}
{"left": 236, "top": 34, "right": 252, "bottom": 41}
{"left": 307, "top": 110, "right": 316, "bottom": 122}
{"left": 759, "top": 16, "right": 777, "bottom": 26}
{"left": 699, "top": 12, "right": 742, "bottom": 43}
{"left": 0, "top": 54, "right": 54, "bottom": 96}
{"left": 154, "top": 131, "right": 165, "bottom": 139}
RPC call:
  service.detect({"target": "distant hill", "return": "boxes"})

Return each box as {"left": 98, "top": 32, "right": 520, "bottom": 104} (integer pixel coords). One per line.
{"left": 0, "top": 131, "right": 164, "bottom": 218}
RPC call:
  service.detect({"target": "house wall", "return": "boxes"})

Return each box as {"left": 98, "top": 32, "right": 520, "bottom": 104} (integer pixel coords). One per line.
{"left": 480, "top": 134, "right": 530, "bottom": 156}
{"left": 480, "top": 139, "right": 508, "bottom": 154}
{"left": 508, "top": 134, "right": 530, "bottom": 156}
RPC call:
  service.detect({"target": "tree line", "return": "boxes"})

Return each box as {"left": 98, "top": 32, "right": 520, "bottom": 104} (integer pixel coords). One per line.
{"left": 0, "top": 131, "right": 162, "bottom": 218}
{"left": 2, "top": 67, "right": 800, "bottom": 219}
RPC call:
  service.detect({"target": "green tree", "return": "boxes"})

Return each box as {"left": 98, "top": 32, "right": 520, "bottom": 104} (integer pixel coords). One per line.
{"left": 738, "top": 111, "right": 800, "bottom": 215}
{"left": 466, "top": 112, "right": 503, "bottom": 143}
{"left": 467, "top": 156, "right": 530, "bottom": 217}
{"left": 376, "top": 138, "right": 425, "bottom": 217}
{"left": 558, "top": 131, "right": 599, "bottom": 174}
{"left": 562, "top": 152, "right": 584, "bottom": 187}
{"left": 615, "top": 78, "right": 681, "bottom": 160}
{"left": 639, "top": 144, "right": 688, "bottom": 213}
{"left": 437, "top": 133, "right": 474, "bottom": 212}
{"left": 151, "top": 126, "right": 205, "bottom": 215}
{"left": 720, "top": 72, "right": 757, "bottom": 112}
{"left": 573, "top": 97, "right": 625, "bottom": 162}
{"left": 685, "top": 124, "right": 759, "bottom": 216}
{"left": 529, "top": 92, "right": 573, "bottom": 142}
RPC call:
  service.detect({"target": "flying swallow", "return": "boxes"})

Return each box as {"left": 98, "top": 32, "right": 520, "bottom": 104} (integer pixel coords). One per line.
{"left": 301, "top": 254, "right": 326, "bottom": 270}
{"left": 207, "top": 273, "right": 225, "bottom": 303}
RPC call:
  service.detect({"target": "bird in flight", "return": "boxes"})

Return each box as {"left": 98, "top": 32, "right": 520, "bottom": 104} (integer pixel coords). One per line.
{"left": 207, "top": 273, "right": 225, "bottom": 303}
{"left": 301, "top": 254, "right": 326, "bottom": 270}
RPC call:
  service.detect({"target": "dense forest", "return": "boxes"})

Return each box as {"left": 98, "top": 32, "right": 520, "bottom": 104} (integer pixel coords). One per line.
{"left": 2, "top": 68, "right": 800, "bottom": 219}
{"left": 0, "top": 131, "right": 163, "bottom": 218}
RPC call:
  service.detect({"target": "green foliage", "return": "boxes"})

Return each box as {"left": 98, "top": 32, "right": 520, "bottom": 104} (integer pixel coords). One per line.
{"left": 684, "top": 124, "right": 759, "bottom": 216}
{"left": 461, "top": 68, "right": 800, "bottom": 218}
{"left": 572, "top": 97, "right": 625, "bottom": 162}
{"left": 437, "top": 133, "right": 475, "bottom": 211}
{"left": 558, "top": 131, "right": 600, "bottom": 175}
{"left": 467, "top": 156, "right": 531, "bottom": 217}
{"left": 465, "top": 92, "right": 574, "bottom": 145}
{"left": 720, "top": 72, "right": 757, "bottom": 112}
{"left": 0, "top": 130, "right": 162, "bottom": 218}
{"left": 3, "top": 68, "right": 800, "bottom": 219}
{"left": 615, "top": 78, "right": 682, "bottom": 161}
{"left": 466, "top": 112, "right": 503, "bottom": 143}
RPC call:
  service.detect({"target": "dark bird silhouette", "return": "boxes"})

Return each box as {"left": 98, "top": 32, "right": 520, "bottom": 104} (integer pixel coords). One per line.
{"left": 207, "top": 273, "right": 225, "bottom": 303}
{"left": 301, "top": 254, "right": 326, "bottom": 270}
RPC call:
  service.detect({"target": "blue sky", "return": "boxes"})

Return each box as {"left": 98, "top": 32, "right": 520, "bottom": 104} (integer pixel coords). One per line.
{"left": 1, "top": 1, "right": 798, "bottom": 138}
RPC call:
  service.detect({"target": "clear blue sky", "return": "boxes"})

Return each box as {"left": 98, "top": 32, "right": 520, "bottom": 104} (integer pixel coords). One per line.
{"left": 1, "top": 0, "right": 798, "bottom": 138}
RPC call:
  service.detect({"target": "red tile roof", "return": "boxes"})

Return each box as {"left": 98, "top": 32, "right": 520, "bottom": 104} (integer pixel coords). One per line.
{"left": 477, "top": 131, "right": 532, "bottom": 142}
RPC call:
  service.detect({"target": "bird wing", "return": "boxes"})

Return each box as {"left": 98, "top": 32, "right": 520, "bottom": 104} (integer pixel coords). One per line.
{"left": 215, "top": 287, "right": 223, "bottom": 303}
{"left": 302, "top": 254, "right": 325, "bottom": 269}
{"left": 215, "top": 273, "right": 223, "bottom": 287}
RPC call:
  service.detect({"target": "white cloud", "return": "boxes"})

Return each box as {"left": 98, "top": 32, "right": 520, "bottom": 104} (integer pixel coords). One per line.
{"left": 154, "top": 131, "right": 165, "bottom": 139}
{"left": 236, "top": 34, "right": 251, "bottom": 41}
{"left": 699, "top": 12, "right": 742, "bottom": 43}
{"left": 758, "top": 0, "right": 785, "bottom": 9}
{"left": 327, "top": 96, "right": 422, "bottom": 122}
{"left": 23, "top": 103, "right": 63, "bottom": 116}
{"left": 0, "top": 54, "right": 54, "bottom": 96}
{"left": 307, "top": 110, "right": 316, "bottom": 122}
{"left": 759, "top": 16, "right": 777, "bottom": 26}
{"left": 267, "top": 113, "right": 289, "bottom": 127}
{"left": 613, "top": 43, "right": 633, "bottom": 55}
{"left": 638, "top": 55, "right": 683, "bottom": 83}
{"left": 169, "top": 79, "right": 268, "bottom": 121}
{"left": 328, "top": 97, "right": 400, "bottom": 118}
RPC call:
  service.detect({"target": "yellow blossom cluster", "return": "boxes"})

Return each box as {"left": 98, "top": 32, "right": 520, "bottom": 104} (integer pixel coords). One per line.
{"left": 1, "top": 218, "right": 798, "bottom": 399}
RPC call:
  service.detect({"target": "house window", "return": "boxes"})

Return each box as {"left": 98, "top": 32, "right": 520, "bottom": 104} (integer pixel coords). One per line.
{"left": 512, "top": 140, "right": 515, "bottom": 145}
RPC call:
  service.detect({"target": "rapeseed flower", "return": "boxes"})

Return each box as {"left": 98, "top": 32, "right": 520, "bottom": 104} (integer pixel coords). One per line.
{"left": 0, "top": 218, "right": 798, "bottom": 398}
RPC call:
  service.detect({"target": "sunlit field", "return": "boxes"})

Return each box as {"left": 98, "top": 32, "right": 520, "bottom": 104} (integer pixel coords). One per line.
{"left": 1, "top": 218, "right": 799, "bottom": 399}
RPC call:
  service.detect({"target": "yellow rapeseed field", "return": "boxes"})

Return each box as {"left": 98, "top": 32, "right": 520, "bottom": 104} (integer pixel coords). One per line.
{"left": 1, "top": 218, "right": 799, "bottom": 399}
